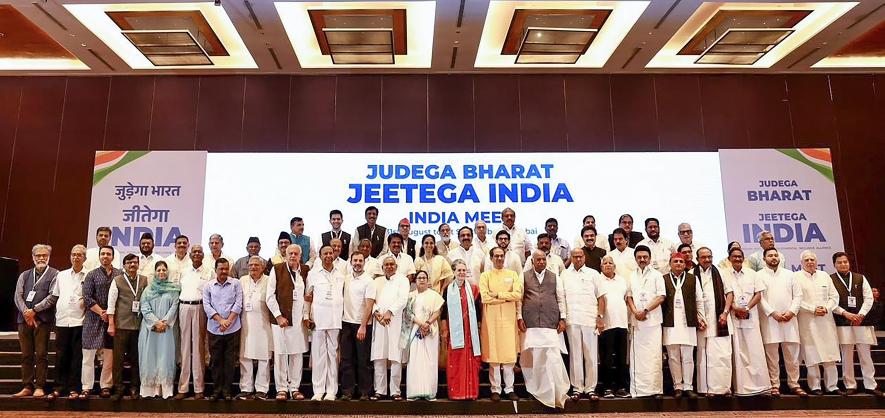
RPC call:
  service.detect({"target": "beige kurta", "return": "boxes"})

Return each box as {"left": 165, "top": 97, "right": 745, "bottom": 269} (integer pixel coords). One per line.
{"left": 239, "top": 274, "right": 274, "bottom": 360}
{"left": 796, "top": 270, "right": 841, "bottom": 365}
{"left": 415, "top": 255, "right": 454, "bottom": 295}
{"left": 479, "top": 268, "right": 523, "bottom": 364}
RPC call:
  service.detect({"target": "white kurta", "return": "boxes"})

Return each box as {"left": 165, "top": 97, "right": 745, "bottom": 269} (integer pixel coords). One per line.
{"left": 627, "top": 266, "right": 666, "bottom": 397}
{"left": 833, "top": 273, "right": 877, "bottom": 345}
{"left": 265, "top": 267, "right": 308, "bottom": 354}
{"left": 370, "top": 274, "right": 410, "bottom": 362}
{"left": 405, "top": 289, "right": 445, "bottom": 399}
{"left": 757, "top": 267, "right": 801, "bottom": 344}
{"left": 307, "top": 267, "right": 345, "bottom": 330}
{"left": 447, "top": 245, "right": 485, "bottom": 286}
{"left": 520, "top": 328, "right": 569, "bottom": 408}
{"left": 164, "top": 253, "right": 190, "bottom": 285}
{"left": 239, "top": 274, "right": 274, "bottom": 360}
{"left": 522, "top": 252, "right": 566, "bottom": 275}
{"left": 725, "top": 267, "right": 770, "bottom": 395}
{"left": 663, "top": 275, "right": 705, "bottom": 347}
{"left": 607, "top": 247, "right": 637, "bottom": 278}
{"left": 501, "top": 224, "right": 532, "bottom": 264}
{"left": 380, "top": 251, "right": 417, "bottom": 278}
{"left": 561, "top": 265, "right": 605, "bottom": 326}
{"left": 796, "top": 270, "right": 841, "bottom": 365}
{"left": 637, "top": 237, "right": 676, "bottom": 274}
{"left": 696, "top": 267, "right": 733, "bottom": 395}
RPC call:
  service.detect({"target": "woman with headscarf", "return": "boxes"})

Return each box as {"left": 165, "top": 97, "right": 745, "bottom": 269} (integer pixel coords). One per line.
{"left": 138, "top": 261, "right": 180, "bottom": 399}
{"left": 403, "top": 270, "right": 444, "bottom": 400}
{"left": 440, "top": 259, "right": 483, "bottom": 400}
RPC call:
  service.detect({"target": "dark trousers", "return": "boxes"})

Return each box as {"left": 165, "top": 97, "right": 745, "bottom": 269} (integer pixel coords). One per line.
{"left": 112, "top": 329, "right": 140, "bottom": 393}
{"left": 208, "top": 331, "right": 240, "bottom": 396}
{"left": 55, "top": 326, "right": 83, "bottom": 393}
{"left": 599, "top": 327, "right": 629, "bottom": 391}
{"left": 339, "top": 322, "right": 373, "bottom": 396}
{"left": 18, "top": 321, "right": 51, "bottom": 390}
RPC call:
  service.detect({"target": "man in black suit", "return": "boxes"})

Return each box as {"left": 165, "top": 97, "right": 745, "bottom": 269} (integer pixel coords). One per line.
{"left": 398, "top": 218, "right": 417, "bottom": 261}
{"left": 608, "top": 214, "right": 644, "bottom": 249}
{"left": 321, "top": 209, "right": 352, "bottom": 260}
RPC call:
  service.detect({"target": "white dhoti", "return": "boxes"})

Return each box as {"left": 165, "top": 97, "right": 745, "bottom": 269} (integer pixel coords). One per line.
{"left": 177, "top": 303, "right": 207, "bottom": 394}
{"left": 732, "top": 318, "right": 769, "bottom": 396}
{"left": 311, "top": 329, "right": 340, "bottom": 396}
{"left": 520, "top": 328, "right": 569, "bottom": 409}
{"left": 566, "top": 325, "right": 599, "bottom": 394}
{"left": 630, "top": 325, "right": 663, "bottom": 397}
{"left": 696, "top": 332, "right": 733, "bottom": 394}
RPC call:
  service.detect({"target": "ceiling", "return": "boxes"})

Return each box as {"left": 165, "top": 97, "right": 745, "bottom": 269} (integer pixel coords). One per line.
{"left": 0, "top": 0, "right": 882, "bottom": 75}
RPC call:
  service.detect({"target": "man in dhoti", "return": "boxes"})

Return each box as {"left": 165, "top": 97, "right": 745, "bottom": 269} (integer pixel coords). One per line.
{"left": 693, "top": 247, "right": 733, "bottom": 397}
{"left": 830, "top": 252, "right": 884, "bottom": 397}
{"left": 368, "top": 256, "right": 410, "bottom": 400}
{"left": 305, "top": 246, "right": 345, "bottom": 401}
{"left": 517, "top": 250, "right": 570, "bottom": 409}
{"left": 237, "top": 257, "right": 273, "bottom": 400}
{"left": 480, "top": 247, "right": 523, "bottom": 401}
{"left": 561, "top": 248, "right": 607, "bottom": 401}
{"left": 266, "top": 245, "right": 309, "bottom": 401}
{"left": 662, "top": 252, "right": 706, "bottom": 399}
{"left": 758, "top": 248, "right": 806, "bottom": 397}
{"left": 796, "top": 250, "right": 842, "bottom": 395}
{"left": 723, "top": 247, "right": 770, "bottom": 396}
{"left": 626, "top": 245, "right": 666, "bottom": 398}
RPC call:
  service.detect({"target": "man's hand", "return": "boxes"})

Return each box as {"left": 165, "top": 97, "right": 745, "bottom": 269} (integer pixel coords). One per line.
{"left": 517, "top": 319, "right": 527, "bottom": 332}
{"left": 733, "top": 306, "right": 748, "bottom": 319}
{"left": 357, "top": 324, "right": 367, "bottom": 341}
{"left": 851, "top": 314, "right": 865, "bottom": 326}
{"left": 718, "top": 312, "right": 728, "bottom": 327}
{"left": 635, "top": 310, "right": 648, "bottom": 321}
{"left": 382, "top": 310, "right": 393, "bottom": 324}
{"left": 23, "top": 309, "right": 35, "bottom": 322}
{"left": 596, "top": 318, "right": 605, "bottom": 334}
{"left": 489, "top": 291, "right": 498, "bottom": 299}
{"left": 276, "top": 316, "right": 289, "bottom": 328}
{"left": 556, "top": 319, "right": 566, "bottom": 334}
{"left": 304, "top": 292, "right": 314, "bottom": 303}
{"left": 697, "top": 318, "right": 707, "bottom": 332}
{"left": 814, "top": 307, "right": 827, "bottom": 316}
{"left": 100, "top": 310, "right": 109, "bottom": 323}
{"left": 303, "top": 319, "right": 315, "bottom": 330}
{"left": 107, "top": 325, "right": 116, "bottom": 337}
{"left": 782, "top": 311, "right": 795, "bottom": 321}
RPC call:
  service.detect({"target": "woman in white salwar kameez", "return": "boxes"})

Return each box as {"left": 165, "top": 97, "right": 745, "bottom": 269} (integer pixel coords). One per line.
{"left": 404, "top": 271, "right": 444, "bottom": 400}
{"left": 724, "top": 248, "right": 770, "bottom": 396}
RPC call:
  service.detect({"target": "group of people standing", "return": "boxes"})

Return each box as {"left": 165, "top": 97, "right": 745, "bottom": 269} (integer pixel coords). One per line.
{"left": 10, "top": 207, "right": 884, "bottom": 409}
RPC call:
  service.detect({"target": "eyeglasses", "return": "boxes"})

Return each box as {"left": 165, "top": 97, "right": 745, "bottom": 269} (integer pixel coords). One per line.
{"left": 678, "top": 230, "right": 693, "bottom": 235}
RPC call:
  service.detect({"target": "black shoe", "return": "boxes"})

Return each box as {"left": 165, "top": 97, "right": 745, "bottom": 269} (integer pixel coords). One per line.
{"left": 603, "top": 389, "right": 614, "bottom": 398}
{"left": 507, "top": 392, "right": 519, "bottom": 401}
{"left": 615, "top": 389, "right": 630, "bottom": 398}
{"left": 340, "top": 393, "right": 352, "bottom": 401}
{"left": 867, "top": 388, "right": 884, "bottom": 398}
{"left": 844, "top": 388, "right": 857, "bottom": 395}
{"left": 223, "top": 393, "right": 234, "bottom": 401}
{"left": 685, "top": 390, "right": 698, "bottom": 399}
{"left": 208, "top": 392, "right": 221, "bottom": 401}
{"left": 110, "top": 393, "right": 122, "bottom": 402}
{"left": 490, "top": 392, "right": 501, "bottom": 402}
{"left": 359, "top": 394, "right": 369, "bottom": 401}
{"left": 674, "top": 389, "right": 683, "bottom": 399}
{"left": 129, "top": 388, "right": 140, "bottom": 400}
{"left": 811, "top": 389, "right": 824, "bottom": 396}
{"left": 236, "top": 392, "right": 253, "bottom": 400}
{"left": 826, "top": 389, "right": 845, "bottom": 396}
{"left": 653, "top": 394, "right": 664, "bottom": 400}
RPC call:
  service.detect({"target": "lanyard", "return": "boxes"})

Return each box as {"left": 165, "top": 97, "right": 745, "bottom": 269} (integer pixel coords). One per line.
{"left": 32, "top": 269, "right": 48, "bottom": 291}
{"left": 287, "top": 266, "right": 299, "bottom": 288}
{"left": 123, "top": 273, "right": 140, "bottom": 297}
{"left": 670, "top": 272, "right": 686, "bottom": 291}
{"left": 837, "top": 272, "right": 853, "bottom": 291}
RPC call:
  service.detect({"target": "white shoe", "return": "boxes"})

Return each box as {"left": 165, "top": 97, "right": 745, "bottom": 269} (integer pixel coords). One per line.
{"left": 323, "top": 393, "right": 336, "bottom": 401}
{"left": 311, "top": 394, "right": 324, "bottom": 401}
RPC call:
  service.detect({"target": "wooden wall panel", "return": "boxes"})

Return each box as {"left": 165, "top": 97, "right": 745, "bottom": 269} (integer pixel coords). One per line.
{"left": 744, "top": 76, "right": 795, "bottom": 148}
{"left": 289, "top": 76, "right": 335, "bottom": 152}
{"left": 104, "top": 76, "right": 154, "bottom": 150}
{"left": 611, "top": 75, "right": 659, "bottom": 151}
{"left": 519, "top": 75, "right": 567, "bottom": 152}
{"left": 699, "top": 75, "right": 749, "bottom": 150}
{"left": 334, "top": 76, "right": 382, "bottom": 152}
{"left": 381, "top": 75, "right": 427, "bottom": 152}
{"left": 474, "top": 76, "right": 521, "bottom": 152}
{"left": 150, "top": 76, "right": 199, "bottom": 150}
{"left": 242, "top": 75, "right": 290, "bottom": 152}
{"left": 0, "top": 77, "right": 22, "bottom": 250}
{"left": 654, "top": 75, "right": 705, "bottom": 151}
{"left": 563, "top": 75, "right": 613, "bottom": 151}
{"left": 428, "top": 75, "right": 474, "bottom": 152}
{"left": 786, "top": 75, "right": 838, "bottom": 148}
{"left": 195, "top": 75, "right": 245, "bottom": 152}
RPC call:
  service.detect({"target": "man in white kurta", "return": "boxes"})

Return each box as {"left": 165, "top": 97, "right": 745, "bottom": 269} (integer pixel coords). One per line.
{"left": 84, "top": 227, "right": 121, "bottom": 271}
{"left": 662, "top": 253, "right": 706, "bottom": 398}
{"left": 522, "top": 234, "right": 565, "bottom": 275}
{"left": 176, "top": 245, "right": 213, "bottom": 399}
{"left": 310, "top": 238, "right": 348, "bottom": 274}
{"left": 306, "top": 246, "right": 345, "bottom": 401}
{"left": 204, "top": 233, "right": 232, "bottom": 273}
{"left": 237, "top": 256, "right": 274, "bottom": 399}
{"left": 500, "top": 207, "right": 532, "bottom": 264}
{"left": 724, "top": 247, "right": 770, "bottom": 396}
{"left": 830, "top": 252, "right": 883, "bottom": 396}
{"left": 795, "top": 251, "right": 841, "bottom": 395}
{"left": 486, "top": 230, "right": 522, "bottom": 274}
{"left": 561, "top": 249, "right": 607, "bottom": 399}
{"left": 607, "top": 229, "right": 637, "bottom": 278}
{"left": 637, "top": 218, "right": 676, "bottom": 275}
{"left": 266, "top": 245, "right": 308, "bottom": 400}
{"left": 626, "top": 247, "right": 667, "bottom": 398}
{"left": 598, "top": 255, "right": 630, "bottom": 398}
{"left": 448, "top": 227, "right": 485, "bottom": 286}
{"left": 381, "top": 234, "right": 416, "bottom": 281}
{"left": 472, "top": 220, "right": 492, "bottom": 256}
{"left": 369, "top": 257, "right": 410, "bottom": 399}
{"left": 518, "top": 251, "right": 569, "bottom": 409}
{"left": 693, "top": 248, "right": 734, "bottom": 396}
{"left": 164, "top": 236, "right": 190, "bottom": 285}
{"left": 757, "top": 248, "right": 805, "bottom": 397}
{"left": 136, "top": 233, "right": 160, "bottom": 282}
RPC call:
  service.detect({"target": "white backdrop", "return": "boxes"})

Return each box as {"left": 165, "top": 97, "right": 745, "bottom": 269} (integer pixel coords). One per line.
{"left": 202, "top": 152, "right": 728, "bottom": 260}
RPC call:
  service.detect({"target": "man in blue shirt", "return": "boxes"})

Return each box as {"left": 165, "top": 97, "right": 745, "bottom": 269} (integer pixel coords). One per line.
{"left": 203, "top": 258, "right": 243, "bottom": 401}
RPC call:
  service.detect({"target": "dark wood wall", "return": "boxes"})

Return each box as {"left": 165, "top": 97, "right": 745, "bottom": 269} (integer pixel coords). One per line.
{"left": 0, "top": 74, "right": 882, "bottom": 286}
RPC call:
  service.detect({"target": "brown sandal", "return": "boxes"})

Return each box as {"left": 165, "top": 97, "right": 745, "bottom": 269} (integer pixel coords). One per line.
{"left": 275, "top": 391, "right": 288, "bottom": 401}
{"left": 292, "top": 391, "right": 304, "bottom": 400}
{"left": 791, "top": 387, "right": 808, "bottom": 398}
{"left": 569, "top": 393, "right": 581, "bottom": 401}
{"left": 769, "top": 388, "right": 781, "bottom": 398}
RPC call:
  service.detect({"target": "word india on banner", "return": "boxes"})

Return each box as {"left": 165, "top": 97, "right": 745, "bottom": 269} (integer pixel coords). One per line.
{"left": 718, "top": 148, "right": 845, "bottom": 272}
{"left": 345, "top": 163, "right": 574, "bottom": 225}
{"left": 87, "top": 151, "right": 207, "bottom": 256}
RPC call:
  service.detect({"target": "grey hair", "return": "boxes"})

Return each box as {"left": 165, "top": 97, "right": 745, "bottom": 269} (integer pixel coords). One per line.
{"left": 32, "top": 244, "right": 52, "bottom": 255}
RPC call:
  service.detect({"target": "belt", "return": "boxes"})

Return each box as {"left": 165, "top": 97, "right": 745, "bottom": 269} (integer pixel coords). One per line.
{"left": 179, "top": 300, "right": 202, "bottom": 305}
